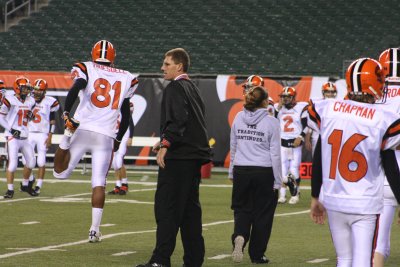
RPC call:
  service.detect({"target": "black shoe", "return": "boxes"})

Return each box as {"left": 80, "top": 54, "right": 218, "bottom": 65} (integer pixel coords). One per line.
{"left": 119, "top": 184, "right": 128, "bottom": 195}
{"left": 252, "top": 255, "right": 269, "bottom": 264}
{"left": 21, "top": 185, "right": 39, "bottom": 197}
{"left": 135, "top": 263, "right": 167, "bottom": 267}
{"left": 108, "top": 186, "right": 120, "bottom": 195}
{"left": 33, "top": 186, "right": 41, "bottom": 195}
{"left": 285, "top": 174, "right": 298, "bottom": 196}
{"left": 28, "top": 177, "right": 36, "bottom": 189}
{"left": 4, "top": 190, "right": 14, "bottom": 198}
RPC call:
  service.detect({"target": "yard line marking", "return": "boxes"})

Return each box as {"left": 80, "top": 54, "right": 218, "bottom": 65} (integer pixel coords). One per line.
{"left": 112, "top": 251, "right": 137, "bottom": 256}
{"left": 208, "top": 254, "right": 231, "bottom": 260}
{"left": 101, "top": 224, "right": 116, "bottom": 227}
{"left": 275, "top": 210, "right": 310, "bottom": 216}
{"left": 41, "top": 198, "right": 155, "bottom": 204}
{"left": 0, "top": 209, "right": 310, "bottom": 259}
{"left": 307, "top": 258, "right": 329, "bottom": 263}
{"left": 20, "top": 221, "right": 40, "bottom": 225}
{"left": 0, "top": 197, "right": 48, "bottom": 203}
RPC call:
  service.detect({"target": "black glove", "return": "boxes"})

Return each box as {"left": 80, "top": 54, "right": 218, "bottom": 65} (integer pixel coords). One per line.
{"left": 26, "top": 110, "right": 35, "bottom": 121}
{"left": 113, "top": 138, "right": 121, "bottom": 152}
{"left": 10, "top": 128, "right": 21, "bottom": 138}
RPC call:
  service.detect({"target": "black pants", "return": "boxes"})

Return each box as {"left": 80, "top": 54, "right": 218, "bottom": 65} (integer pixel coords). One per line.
{"left": 231, "top": 166, "right": 278, "bottom": 261}
{"left": 150, "top": 159, "right": 205, "bottom": 267}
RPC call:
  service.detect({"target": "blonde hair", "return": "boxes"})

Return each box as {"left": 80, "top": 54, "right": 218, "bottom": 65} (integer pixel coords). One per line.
{"left": 244, "top": 86, "right": 268, "bottom": 111}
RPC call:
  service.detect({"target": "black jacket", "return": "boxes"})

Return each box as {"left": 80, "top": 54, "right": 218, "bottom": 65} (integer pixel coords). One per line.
{"left": 160, "top": 78, "right": 211, "bottom": 162}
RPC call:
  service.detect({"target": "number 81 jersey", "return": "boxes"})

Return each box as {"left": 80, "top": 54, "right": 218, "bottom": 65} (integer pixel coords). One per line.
{"left": 71, "top": 61, "right": 139, "bottom": 138}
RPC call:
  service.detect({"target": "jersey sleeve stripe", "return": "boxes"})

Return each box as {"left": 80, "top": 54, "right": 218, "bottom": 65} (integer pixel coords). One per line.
{"left": 130, "top": 78, "right": 138, "bottom": 88}
{"left": 307, "top": 101, "right": 320, "bottom": 128}
{"left": 3, "top": 98, "right": 10, "bottom": 108}
{"left": 73, "top": 63, "right": 88, "bottom": 79}
{"left": 382, "top": 118, "right": 400, "bottom": 149}
{"left": 51, "top": 100, "right": 59, "bottom": 108}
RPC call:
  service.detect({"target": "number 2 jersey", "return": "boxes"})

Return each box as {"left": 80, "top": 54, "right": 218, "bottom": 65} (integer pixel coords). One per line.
{"left": 308, "top": 98, "right": 400, "bottom": 214}
{"left": 71, "top": 61, "right": 138, "bottom": 138}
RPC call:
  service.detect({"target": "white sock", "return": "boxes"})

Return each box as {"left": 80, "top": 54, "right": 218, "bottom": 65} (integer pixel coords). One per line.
{"left": 91, "top": 208, "right": 103, "bottom": 232}
{"left": 59, "top": 135, "right": 71, "bottom": 150}
{"left": 7, "top": 184, "right": 14, "bottom": 191}
{"left": 116, "top": 180, "right": 122, "bottom": 187}
{"left": 37, "top": 179, "right": 43, "bottom": 188}
{"left": 29, "top": 174, "right": 34, "bottom": 181}
{"left": 121, "top": 178, "right": 128, "bottom": 184}
{"left": 280, "top": 187, "right": 286, "bottom": 198}
{"left": 22, "top": 179, "right": 29, "bottom": 186}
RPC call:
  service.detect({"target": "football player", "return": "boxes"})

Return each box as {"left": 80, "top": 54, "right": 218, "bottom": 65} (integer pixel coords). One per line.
{"left": 242, "top": 75, "right": 275, "bottom": 116}
{"left": 0, "top": 77, "right": 37, "bottom": 198}
{"left": 374, "top": 48, "right": 400, "bottom": 267}
{"left": 53, "top": 40, "right": 139, "bottom": 242}
{"left": 108, "top": 99, "right": 134, "bottom": 195}
{"left": 304, "top": 82, "right": 337, "bottom": 156}
{"left": 309, "top": 58, "right": 400, "bottom": 267}
{"left": 24, "top": 79, "right": 60, "bottom": 195}
{"left": 276, "top": 86, "right": 308, "bottom": 204}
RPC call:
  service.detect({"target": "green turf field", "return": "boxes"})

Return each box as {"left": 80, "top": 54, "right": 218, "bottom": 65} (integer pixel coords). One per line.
{"left": 0, "top": 169, "right": 399, "bottom": 266}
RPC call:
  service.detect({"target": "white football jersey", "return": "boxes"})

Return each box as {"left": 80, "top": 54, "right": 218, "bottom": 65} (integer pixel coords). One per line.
{"left": 277, "top": 102, "right": 308, "bottom": 139}
{"left": 28, "top": 96, "right": 60, "bottom": 133}
{"left": 0, "top": 95, "right": 36, "bottom": 138}
{"left": 308, "top": 98, "right": 400, "bottom": 214}
{"left": 71, "top": 62, "right": 138, "bottom": 138}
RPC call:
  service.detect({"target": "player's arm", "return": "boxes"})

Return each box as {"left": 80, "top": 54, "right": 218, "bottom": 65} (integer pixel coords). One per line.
{"left": 114, "top": 98, "right": 130, "bottom": 152}
{"left": 64, "top": 79, "right": 87, "bottom": 114}
{"left": 46, "top": 111, "right": 56, "bottom": 148}
{"left": 310, "top": 137, "right": 326, "bottom": 224}
{"left": 381, "top": 149, "right": 400, "bottom": 203}
{"left": 127, "top": 115, "right": 134, "bottom": 147}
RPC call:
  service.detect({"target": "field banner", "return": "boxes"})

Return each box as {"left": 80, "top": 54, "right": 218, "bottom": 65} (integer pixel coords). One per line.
{"left": 0, "top": 71, "right": 346, "bottom": 166}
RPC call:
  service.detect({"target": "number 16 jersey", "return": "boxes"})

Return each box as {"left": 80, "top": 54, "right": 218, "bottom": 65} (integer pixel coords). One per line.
{"left": 308, "top": 98, "right": 400, "bottom": 214}
{"left": 71, "top": 61, "right": 139, "bottom": 138}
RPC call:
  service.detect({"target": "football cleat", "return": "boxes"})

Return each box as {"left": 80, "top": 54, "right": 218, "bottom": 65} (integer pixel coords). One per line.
{"left": 4, "top": 190, "right": 14, "bottom": 199}
{"left": 285, "top": 174, "right": 298, "bottom": 196}
{"left": 288, "top": 193, "right": 300, "bottom": 205}
{"left": 20, "top": 184, "right": 39, "bottom": 196}
{"left": 252, "top": 255, "right": 270, "bottom": 264}
{"left": 119, "top": 184, "right": 128, "bottom": 195}
{"left": 33, "top": 186, "right": 41, "bottom": 195}
{"left": 135, "top": 263, "right": 167, "bottom": 267}
{"left": 232, "top": 235, "right": 245, "bottom": 263}
{"left": 88, "top": 230, "right": 102, "bottom": 243}
{"left": 277, "top": 196, "right": 286, "bottom": 204}
{"left": 108, "top": 186, "right": 120, "bottom": 195}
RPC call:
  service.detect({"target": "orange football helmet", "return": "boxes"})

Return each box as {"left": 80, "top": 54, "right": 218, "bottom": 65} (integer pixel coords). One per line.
{"left": 91, "top": 40, "right": 116, "bottom": 64}
{"left": 33, "top": 79, "right": 47, "bottom": 102}
{"left": 0, "top": 80, "right": 5, "bottom": 90}
{"left": 242, "top": 75, "right": 264, "bottom": 93}
{"left": 378, "top": 48, "right": 400, "bottom": 80}
{"left": 321, "top": 82, "right": 337, "bottom": 99}
{"left": 279, "top": 86, "right": 296, "bottom": 108}
{"left": 345, "top": 58, "right": 384, "bottom": 101}
{"left": 13, "top": 76, "right": 31, "bottom": 100}
{"left": 0, "top": 80, "right": 5, "bottom": 104}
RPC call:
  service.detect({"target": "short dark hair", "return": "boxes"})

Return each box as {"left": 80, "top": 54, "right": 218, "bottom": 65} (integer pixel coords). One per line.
{"left": 244, "top": 86, "right": 269, "bottom": 111}
{"left": 165, "top": 48, "right": 190, "bottom": 72}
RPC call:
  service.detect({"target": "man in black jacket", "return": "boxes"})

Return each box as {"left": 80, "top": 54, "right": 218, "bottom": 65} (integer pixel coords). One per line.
{"left": 136, "top": 48, "right": 210, "bottom": 267}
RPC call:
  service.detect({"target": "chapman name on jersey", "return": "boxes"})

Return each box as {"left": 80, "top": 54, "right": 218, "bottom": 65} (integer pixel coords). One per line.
{"left": 0, "top": 95, "right": 36, "bottom": 139}
{"left": 308, "top": 98, "right": 400, "bottom": 214}
{"left": 71, "top": 61, "right": 138, "bottom": 138}
{"left": 28, "top": 96, "right": 60, "bottom": 133}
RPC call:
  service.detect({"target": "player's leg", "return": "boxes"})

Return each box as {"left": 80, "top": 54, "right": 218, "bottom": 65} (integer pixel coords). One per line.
{"left": 278, "top": 147, "right": 289, "bottom": 203}
{"left": 119, "top": 165, "right": 129, "bottom": 194}
{"left": 288, "top": 146, "right": 302, "bottom": 204}
{"left": 327, "top": 210, "right": 352, "bottom": 267}
{"left": 109, "top": 144, "right": 124, "bottom": 195}
{"left": 20, "top": 139, "right": 37, "bottom": 196}
{"left": 88, "top": 132, "right": 113, "bottom": 242}
{"left": 33, "top": 133, "right": 48, "bottom": 194}
{"left": 374, "top": 185, "right": 397, "bottom": 267}
{"left": 4, "top": 138, "right": 20, "bottom": 198}
{"left": 352, "top": 214, "right": 379, "bottom": 267}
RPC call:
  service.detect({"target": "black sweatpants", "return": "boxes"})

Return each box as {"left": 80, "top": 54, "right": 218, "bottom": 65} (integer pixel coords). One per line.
{"left": 231, "top": 166, "right": 278, "bottom": 261}
{"left": 150, "top": 159, "right": 205, "bottom": 267}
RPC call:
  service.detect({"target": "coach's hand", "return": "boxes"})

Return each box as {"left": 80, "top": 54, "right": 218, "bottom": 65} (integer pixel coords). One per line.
{"left": 156, "top": 147, "right": 167, "bottom": 168}
{"left": 310, "top": 197, "right": 326, "bottom": 225}
{"left": 113, "top": 138, "right": 121, "bottom": 152}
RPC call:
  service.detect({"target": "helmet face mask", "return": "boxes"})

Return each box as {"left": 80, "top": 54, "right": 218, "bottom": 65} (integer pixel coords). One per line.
{"left": 322, "top": 82, "right": 337, "bottom": 99}
{"left": 91, "top": 40, "right": 116, "bottom": 65}
{"left": 33, "top": 79, "right": 47, "bottom": 102}
{"left": 279, "top": 86, "right": 296, "bottom": 108}
{"left": 13, "top": 77, "right": 31, "bottom": 100}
